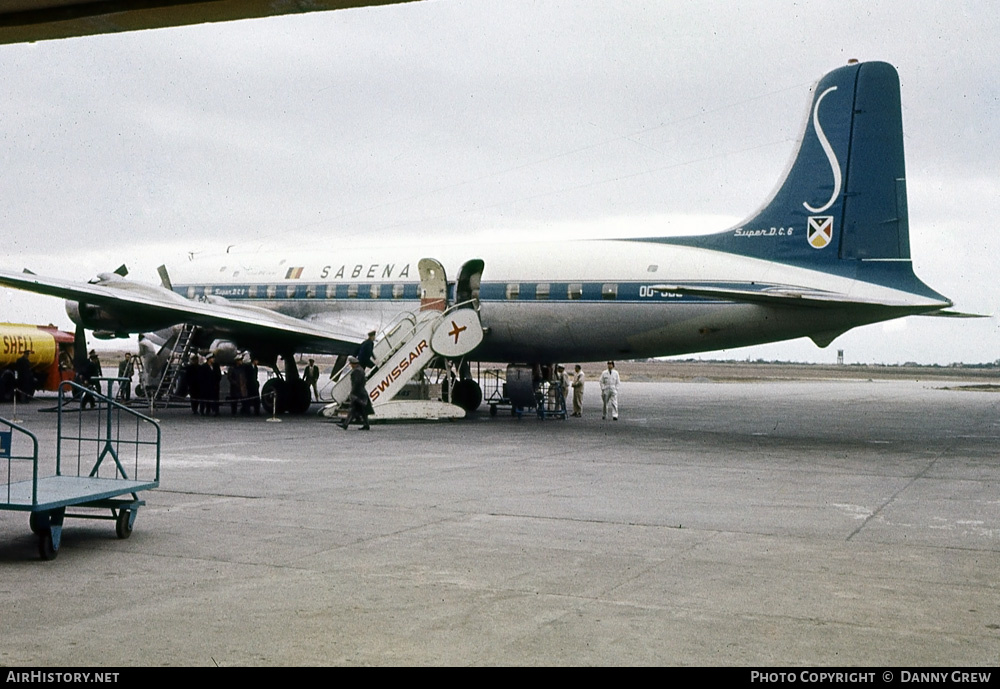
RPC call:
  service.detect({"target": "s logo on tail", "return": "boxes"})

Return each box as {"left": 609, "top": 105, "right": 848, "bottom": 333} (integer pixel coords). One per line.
{"left": 802, "top": 86, "right": 842, "bottom": 214}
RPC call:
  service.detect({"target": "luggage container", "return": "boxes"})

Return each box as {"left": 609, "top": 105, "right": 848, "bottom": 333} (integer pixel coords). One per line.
{"left": 483, "top": 364, "right": 567, "bottom": 420}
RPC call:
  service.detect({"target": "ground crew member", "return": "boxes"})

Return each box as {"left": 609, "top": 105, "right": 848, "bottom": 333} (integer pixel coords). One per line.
{"left": 199, "top": 354, "right": 221, "bottom": 416}
{"left": 554, "top": 364, "right": 570, "bottom": 416}
{"left": 600, "top": 360, "right": 620, "bottom": 421}
{"left": 185, "top": 354, "right": 201, "bottom": 414}
{"left": 88, "top": 350, "right": 103, "bottom": 375}
{"left": 303, "top": 358, "right": 321, "bottom": 401}
{"left": 15, "top": 350, "right": 34, "bottom": 402}
{"left": 228, "top": 354, "right": 249, "bottom": 415}
{"left": 247, "top": 358, "right": 262, "bottom": 416}
{"left": 77, "top": 351, "right": 102, "bottom": 409}
{"left": 571, "top": 364, "right": 585, "bottom": 417}
{"left": 117, "top": 353, "right": 134, "bottom": 401}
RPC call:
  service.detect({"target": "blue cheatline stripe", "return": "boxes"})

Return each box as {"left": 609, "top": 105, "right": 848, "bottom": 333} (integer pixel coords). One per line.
{"left": 172, "top": 281, "right": 771, "bottom": 304}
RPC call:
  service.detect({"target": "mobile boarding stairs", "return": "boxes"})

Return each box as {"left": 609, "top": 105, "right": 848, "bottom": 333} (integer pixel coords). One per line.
{"left": 321, "top": 258, "right": 485, "bottom": 421}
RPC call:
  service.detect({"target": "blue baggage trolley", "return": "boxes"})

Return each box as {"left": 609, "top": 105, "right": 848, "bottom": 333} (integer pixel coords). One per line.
{"left": 1, "top": 380, "right": 161, "bottom": 560}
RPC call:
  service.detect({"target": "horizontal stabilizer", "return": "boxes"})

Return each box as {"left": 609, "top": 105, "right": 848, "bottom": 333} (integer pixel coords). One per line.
{"left": 917, "top": 309, "right": 991, "bottom": 319}
{"left": 645, "top": 283, "right": 944, "bottom": 311}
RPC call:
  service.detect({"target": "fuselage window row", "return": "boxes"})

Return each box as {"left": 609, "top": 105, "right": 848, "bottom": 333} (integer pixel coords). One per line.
{"left": 183, "top": 281, "right": 624, "bottom": 302}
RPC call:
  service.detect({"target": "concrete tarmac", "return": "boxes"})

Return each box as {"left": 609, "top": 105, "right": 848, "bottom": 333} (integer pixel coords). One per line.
{"left": 1, "top": 379, "right": 998, "bottom": 666}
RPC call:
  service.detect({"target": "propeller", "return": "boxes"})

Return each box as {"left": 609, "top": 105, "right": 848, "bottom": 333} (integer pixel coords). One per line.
{"left": 157, "top": 265, "right": 173, "bottom": 291}
{"left": 87, "top": 264, "right": 129, "bottom": 284}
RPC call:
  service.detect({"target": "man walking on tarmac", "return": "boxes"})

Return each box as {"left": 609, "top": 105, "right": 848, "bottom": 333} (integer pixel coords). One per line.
{"left": 339, "top": 356, "right": 371, "bottom": 430}
{"left": 600, "top": 360, "right": 620, "bottom": 421}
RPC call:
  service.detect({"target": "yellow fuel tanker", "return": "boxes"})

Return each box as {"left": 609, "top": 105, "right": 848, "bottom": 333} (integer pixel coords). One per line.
{"left": 0, "top": 323, "right": 75, "bottom": 401}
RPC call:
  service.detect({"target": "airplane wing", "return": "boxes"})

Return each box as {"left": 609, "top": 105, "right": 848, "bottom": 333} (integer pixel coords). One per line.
{"left": 0, "top": 268, "right": 364, "bottom": 355}
{"left": 0, "top": 0, "right": 418, "bottom": 45}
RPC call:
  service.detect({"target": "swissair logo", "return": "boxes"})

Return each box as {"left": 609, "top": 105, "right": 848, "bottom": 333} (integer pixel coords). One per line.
{"left": 807, "top": 216, "right": 833, "bottom": 249}
{"left": 448, "top": 320, "right": 467, "bottom": 344}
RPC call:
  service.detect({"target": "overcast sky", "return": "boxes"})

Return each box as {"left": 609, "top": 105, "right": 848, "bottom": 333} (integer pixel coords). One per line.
{"left": 0, "top": 0, "right": 997, "bottom": 364}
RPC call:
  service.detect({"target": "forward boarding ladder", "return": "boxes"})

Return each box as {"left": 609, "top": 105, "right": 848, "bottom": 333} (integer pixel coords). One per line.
{"left": 151, "top": 323, "right": 198, "bottom": 403}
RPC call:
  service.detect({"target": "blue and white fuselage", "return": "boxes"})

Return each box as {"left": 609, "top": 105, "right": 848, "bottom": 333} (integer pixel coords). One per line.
{"left": 0, "top": 60, "right": 957, "bottom": 382}
{"left": 169, "top": 232, "right": 948, "bottom": 363}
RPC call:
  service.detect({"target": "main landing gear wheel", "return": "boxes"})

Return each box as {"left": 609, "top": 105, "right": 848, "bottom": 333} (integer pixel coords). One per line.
{"left": 450, "top": 379, "right": 483, "bottom": 413}
{"left": 286, "top": 380, "right": 312, "bottom": 415}
{"left": 261, "top": 379, "right": 283, "bottom": 415}
{"left": 261, "top": 379, "right": 312, "bottom": 415}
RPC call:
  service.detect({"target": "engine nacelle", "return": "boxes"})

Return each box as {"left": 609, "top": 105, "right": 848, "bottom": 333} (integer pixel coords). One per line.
{"left": 65, "top": 300, "right": 174, "bottom": 337}
{"left": 208, "top": 340, "right": 240, "bottom": 366}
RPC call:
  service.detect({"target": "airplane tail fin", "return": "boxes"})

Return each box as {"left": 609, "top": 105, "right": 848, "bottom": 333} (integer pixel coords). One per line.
{"left": 664, "top": 61, "right": 932, "bottom": 289}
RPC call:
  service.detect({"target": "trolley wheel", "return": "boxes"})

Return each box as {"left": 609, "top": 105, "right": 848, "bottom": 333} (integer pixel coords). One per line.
{"left": 115, "top": 510, "right": 133, "bottom": 539}
{"left": 489, "top": 403, "right": 497, "bottom": 417}
{"left": 29, "top": 511, "right": 44, "bottom": 535}
{"left": 38, "top": 530, "right": 57, "bottom": 560}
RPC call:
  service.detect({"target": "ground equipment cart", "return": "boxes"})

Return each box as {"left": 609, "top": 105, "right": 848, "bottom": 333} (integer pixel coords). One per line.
{"left": 1, "top": 380, "right": 161, "bottom": 560}
{"left": 482, "top": 364, "right": 568, "bottom": 420}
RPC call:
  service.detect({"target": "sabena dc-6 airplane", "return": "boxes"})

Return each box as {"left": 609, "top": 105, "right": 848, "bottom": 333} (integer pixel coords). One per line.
{"left": 0, "top": 60, "right": 962, "bottom": 415}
